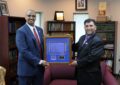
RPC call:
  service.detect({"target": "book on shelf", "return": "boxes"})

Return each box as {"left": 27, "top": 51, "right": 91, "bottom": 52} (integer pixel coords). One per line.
{"left": 49, "top": 23, "right": 63, "bottom": 31}
{"left": 63, "top": 23, "right": 71, "bottom": 31}
{"left": 9, "top": 35, "right": 16, "bottom": 48}
{"left": 55, "top": 23, "right": 62, "bottom": 31}
{"left": 8, "top": 21, "right": 24, "bottom": 33}
{"left": 9, "top": 50, "right": 17, "bottom": 61}
{"left": 104, "top": 44, "right": 114, "bottom": 49}
{"left": 70, "top": 23, "right": 74, "bottom": 31}
{"left": 50, "top": 24, "right": 55, "bottom": 31}
{"left": 103, "top": 50, "right": 114, "bottom": 58}
{"left": 97, "top": 24, "right": 115, "bottom": 31}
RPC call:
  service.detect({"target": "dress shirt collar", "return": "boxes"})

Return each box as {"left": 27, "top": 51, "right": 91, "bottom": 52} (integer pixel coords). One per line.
{"left": 85, "top": 33, "right": 95, "bottom": 39}
{"left": 26, "top": 23, "right": 36, "bottom": 30}
{"left": 85, "top": 35, "right": 90, "bottom": 39}
{"left": 26, "top": 23, "right": 38, "bottom": 34}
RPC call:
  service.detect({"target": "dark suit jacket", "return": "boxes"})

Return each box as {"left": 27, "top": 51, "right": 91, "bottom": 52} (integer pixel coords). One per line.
{"left": 73, "top": 33, "right": 104, "bottom": 85}
{"left": 16, "top": 24, "right": 44, "bottom": 76}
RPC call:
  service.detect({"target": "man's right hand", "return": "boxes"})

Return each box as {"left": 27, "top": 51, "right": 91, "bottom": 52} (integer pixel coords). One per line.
{"left": 39, "top": 60, "right": 49, "bottom": 66}
{"left": 42, "top": 60, "right": 49, "bottom": 66}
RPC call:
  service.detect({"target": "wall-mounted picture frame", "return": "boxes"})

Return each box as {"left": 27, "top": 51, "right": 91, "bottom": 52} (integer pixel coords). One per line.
{"left": 54, "top": 11, "right": 64, "bottom": 21}
{"left": 0, "top": 1, "right": 9, "bottom": 16}
{"left": 75, "top": 0, "right": 87, "bottom": 10}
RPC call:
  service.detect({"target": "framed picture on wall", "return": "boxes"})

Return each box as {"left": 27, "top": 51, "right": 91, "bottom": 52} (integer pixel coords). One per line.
{"left": 54, "top": 11, "right": 64, "bottom": 21}
{"left": 0, "top": 1, "right": 9, "bottom": 16}
{"left": 75, "top": 0, "right": 87, "bottom": 10}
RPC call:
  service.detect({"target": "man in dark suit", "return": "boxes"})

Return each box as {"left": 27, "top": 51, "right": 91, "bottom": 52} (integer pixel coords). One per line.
{"left": 70, "top": 18, "right": 104, "bottom": 85}
{"left": 16, "top": 9, "right": 49, "bottom": 85}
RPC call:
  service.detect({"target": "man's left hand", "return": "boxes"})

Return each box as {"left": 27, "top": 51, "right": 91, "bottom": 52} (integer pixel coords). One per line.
{"left": 69, "top": 60, "right": 77, "bottom": 66}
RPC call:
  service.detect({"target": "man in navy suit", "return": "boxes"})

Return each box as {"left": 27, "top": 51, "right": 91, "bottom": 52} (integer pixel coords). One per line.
{"left": 16, "top": 9, "right": 49, "bottom": 85}
{"left": 70, "top": 19, "right": 104, "bottom": 85}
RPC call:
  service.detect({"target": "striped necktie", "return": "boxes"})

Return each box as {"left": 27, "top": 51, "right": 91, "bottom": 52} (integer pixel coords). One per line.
{"left": 33, "top": 28, "right": 42, "bottom": 57}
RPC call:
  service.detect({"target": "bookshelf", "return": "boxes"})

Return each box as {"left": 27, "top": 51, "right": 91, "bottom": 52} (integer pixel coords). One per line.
{"left": 47, "top": 21, "right": 75, "bottom": 59}
{"left": 0, "top": 16, "right": 25, "bottom": 85}
{"left": 96, "top": 21, "right": 117, "bottom": 72}
{"left": 47, "top": 21, "right": 75, "bottom": 39}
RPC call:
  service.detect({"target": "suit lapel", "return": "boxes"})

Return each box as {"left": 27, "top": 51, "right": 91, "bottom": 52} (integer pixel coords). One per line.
{"left": 82, "top": 34, "right": 95, "bottom": 50}
{"left": 25, "top": 24, "right": 40, "bottom": 50}
{"left": 78, "top": 36, "right": 85, "bottom": 50}
{"left": 25, "top": 24, "right": 35, "bottom": 40}
{"left": 87, "top": 34, "right": 95, "bottom": 44}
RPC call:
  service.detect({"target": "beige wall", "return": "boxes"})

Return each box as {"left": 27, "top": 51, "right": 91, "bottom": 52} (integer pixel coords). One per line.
{"left": 7, "top": 0, "right": 99, "bottom": 28}
{"left": 7, "top": 0, "right": 120, "bottom": 74}
{"left": 7, "top": 0, "right": 120, "bottom": 23}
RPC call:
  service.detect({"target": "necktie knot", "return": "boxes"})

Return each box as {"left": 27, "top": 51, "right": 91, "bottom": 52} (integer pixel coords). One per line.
{"left": 33, "top": 28, "right": 36, "bottom": 33}
{"left": 33, "top": 28, "right": 39, "bottom": 40}
{"left": 33, "top": 28, "right": 35, "bottom": 30}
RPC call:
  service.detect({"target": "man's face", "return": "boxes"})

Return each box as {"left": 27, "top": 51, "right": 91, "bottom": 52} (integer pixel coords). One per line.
{"left": 25, "top": 10, "right": 36, "bottom": 26}
{"left": 84, "top": 21, "right": 96, "bottom": 35}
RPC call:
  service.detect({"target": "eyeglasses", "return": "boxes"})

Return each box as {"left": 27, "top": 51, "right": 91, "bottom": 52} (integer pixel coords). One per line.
{"left": 27, "top": 15, "right": 36, "bottom": 17}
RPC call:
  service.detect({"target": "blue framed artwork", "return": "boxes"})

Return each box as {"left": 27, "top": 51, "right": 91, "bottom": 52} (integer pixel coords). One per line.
{"left": 44, "top": 36, "right": 72, "bottom": 63}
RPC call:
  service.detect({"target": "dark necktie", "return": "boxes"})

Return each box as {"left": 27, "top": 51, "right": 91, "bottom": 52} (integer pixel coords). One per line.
{"left": 33, "top": 28, "right": 42, "bottom": 56}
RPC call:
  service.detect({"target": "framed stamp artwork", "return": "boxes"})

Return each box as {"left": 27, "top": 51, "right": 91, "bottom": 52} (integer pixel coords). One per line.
{"left": 75, "top": 0, "right": 87, "bottom": 10}
{"left": 44, "top": 36, "right": 72, "bottom": 63}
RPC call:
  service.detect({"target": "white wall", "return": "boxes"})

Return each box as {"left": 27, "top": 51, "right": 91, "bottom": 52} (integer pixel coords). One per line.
{"left": 6, "top": 0, "right": 120, "bottom": 74}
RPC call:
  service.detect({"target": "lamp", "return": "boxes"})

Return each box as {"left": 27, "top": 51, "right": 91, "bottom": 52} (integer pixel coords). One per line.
{"left": 54, "top": 11, "right": 64, "bottom": 21}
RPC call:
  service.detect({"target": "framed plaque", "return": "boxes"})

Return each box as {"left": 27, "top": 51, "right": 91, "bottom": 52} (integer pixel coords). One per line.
{"left": 44, "top": 36, "right": 72, "bottom": 63}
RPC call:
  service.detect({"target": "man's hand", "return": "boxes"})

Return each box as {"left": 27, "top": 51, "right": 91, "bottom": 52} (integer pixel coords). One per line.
{"left": 39, "top": 60, "right": 49, "bottom": 66}
{"left": 42, "top": 60, "right": 49, "bottom": 66}
{"left": 69, "top": 60, "right": 77, "bottom": 66}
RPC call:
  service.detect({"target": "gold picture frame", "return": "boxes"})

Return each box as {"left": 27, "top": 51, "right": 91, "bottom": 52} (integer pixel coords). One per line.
{"left": 0, "top": 1, "right": 9, "bottom": 16}
{"left": 54, "top": 11, "right": 64, "bottom": 21}
{"left": 75, "top": 0, "right": 87, "bottom": 10}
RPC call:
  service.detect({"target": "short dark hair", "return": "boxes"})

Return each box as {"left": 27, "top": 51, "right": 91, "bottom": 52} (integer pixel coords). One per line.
{"left": 84, "top": 18, "right": 96, "bottom": 25}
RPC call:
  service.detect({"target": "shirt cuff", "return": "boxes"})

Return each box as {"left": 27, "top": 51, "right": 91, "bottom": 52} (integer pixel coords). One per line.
{"left": 39, "top": 60, "right": 44, "bottom": 65}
